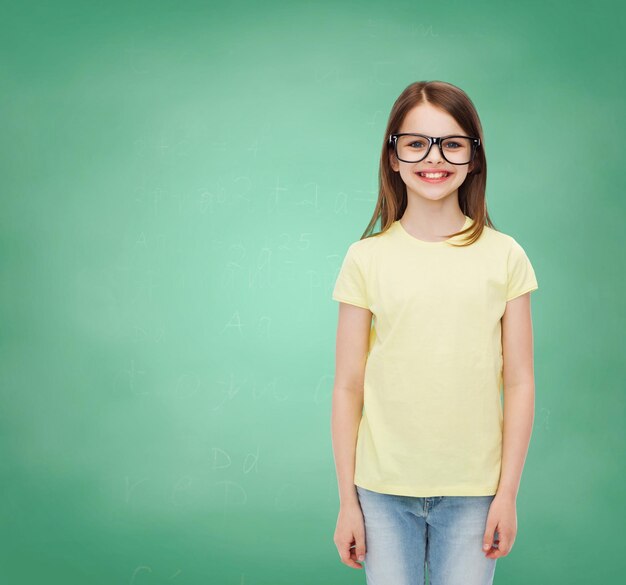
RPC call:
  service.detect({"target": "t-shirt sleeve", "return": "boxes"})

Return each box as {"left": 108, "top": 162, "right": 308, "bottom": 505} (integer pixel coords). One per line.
{"left": 331, "top": 243, "right": 370, "bottom": 310}
{"left": 506, "top": 239, "right": 539, "bottom": 301}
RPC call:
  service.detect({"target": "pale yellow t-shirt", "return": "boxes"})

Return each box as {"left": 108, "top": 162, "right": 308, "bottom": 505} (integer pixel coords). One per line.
{"left": 331, "top": 214, "right": 539, "bottom": 497}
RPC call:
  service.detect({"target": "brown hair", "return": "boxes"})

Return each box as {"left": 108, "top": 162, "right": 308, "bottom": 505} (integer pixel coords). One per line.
{"left": 360, "top": 80, "right": 496, "bottom": 246}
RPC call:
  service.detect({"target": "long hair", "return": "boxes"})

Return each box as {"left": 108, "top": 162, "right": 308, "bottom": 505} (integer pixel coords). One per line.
{"left": 361, "top": 80, "right": 495, "bottom": 247}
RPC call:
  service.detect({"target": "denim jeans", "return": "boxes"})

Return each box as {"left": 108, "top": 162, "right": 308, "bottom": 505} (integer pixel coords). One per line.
{"left": 356, "top": 485, "right": 498, "bottom": 585}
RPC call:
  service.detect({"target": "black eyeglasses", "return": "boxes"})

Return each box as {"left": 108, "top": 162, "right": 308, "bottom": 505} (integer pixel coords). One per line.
{"left": 388, "top": 133, "right": 481, "bottom": 165}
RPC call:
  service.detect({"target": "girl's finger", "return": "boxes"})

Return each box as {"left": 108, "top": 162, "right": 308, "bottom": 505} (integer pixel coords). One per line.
{"left": 484, "top": 538, "right": 501, "bottom": 558}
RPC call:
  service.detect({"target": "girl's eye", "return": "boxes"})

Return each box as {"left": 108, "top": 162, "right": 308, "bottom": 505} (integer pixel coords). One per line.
{"left": 444, "top": 141, "right": 461, "bottom": 149}
{"left": 408, "top": 141, "right": 428, "bottom": 149}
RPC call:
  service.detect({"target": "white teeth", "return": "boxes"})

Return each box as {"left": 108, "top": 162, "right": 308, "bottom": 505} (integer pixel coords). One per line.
{"left": 419, "top": 172, "right": 449, "bottom": 178}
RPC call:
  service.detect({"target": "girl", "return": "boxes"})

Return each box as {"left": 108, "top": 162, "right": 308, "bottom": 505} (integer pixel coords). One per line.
{"left": 330, "top": 80, "right": 538, "bottom": 585}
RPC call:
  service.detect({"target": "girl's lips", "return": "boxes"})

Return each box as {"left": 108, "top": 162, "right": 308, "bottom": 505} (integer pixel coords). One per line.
{"left": 415, "top": 171, "right": 453, "bottom": 183}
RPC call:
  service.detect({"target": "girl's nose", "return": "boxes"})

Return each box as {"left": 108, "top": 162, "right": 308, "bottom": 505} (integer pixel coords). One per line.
{"left": 425, "top": 148, "right": 444, "bottom": 164}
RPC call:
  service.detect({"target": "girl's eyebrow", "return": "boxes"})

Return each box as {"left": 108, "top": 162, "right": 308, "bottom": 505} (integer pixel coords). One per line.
{"left": 402, "top": 132, "right": 463, "bottom": 136}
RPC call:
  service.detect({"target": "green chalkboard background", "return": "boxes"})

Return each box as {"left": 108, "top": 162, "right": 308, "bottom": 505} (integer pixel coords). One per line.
{"left": 2, "top": 0, "right": 624, "bottom": 583}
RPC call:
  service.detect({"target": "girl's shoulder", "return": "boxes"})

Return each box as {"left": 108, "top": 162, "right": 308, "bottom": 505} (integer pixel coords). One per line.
{"left": 345, "top": 226, "right": 388, "bottom": 253}
{"left": 480, "top": 223, "right": 531, "bottom": 252}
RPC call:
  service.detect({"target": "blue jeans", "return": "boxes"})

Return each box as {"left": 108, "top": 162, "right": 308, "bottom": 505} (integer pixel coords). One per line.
{"left": 356, "top": 485, "right": 498, "bottom": 585}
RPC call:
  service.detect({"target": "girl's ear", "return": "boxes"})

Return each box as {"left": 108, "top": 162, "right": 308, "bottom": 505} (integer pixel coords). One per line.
{"left": 389, "top": 151, "right": 399, "bottom": 172}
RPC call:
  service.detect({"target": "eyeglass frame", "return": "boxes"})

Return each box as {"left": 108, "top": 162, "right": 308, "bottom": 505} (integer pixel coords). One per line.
{"left": 388, "top": 133, "right": 481, "bottom": 165}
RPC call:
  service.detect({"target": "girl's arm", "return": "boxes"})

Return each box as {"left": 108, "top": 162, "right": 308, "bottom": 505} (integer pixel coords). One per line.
{"left": 483, "top": 291, "right": 536, "bottom": 559}
{"left": 331, "top": 302, "right": 371, "bottom": 569}
{"left": 499, "top": 291, "right": 537, "bottom": 500}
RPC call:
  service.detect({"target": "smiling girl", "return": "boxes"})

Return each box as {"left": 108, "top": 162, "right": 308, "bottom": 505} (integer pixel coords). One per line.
{"left": 330, "top": 80, "right": 539, "bottom": 585}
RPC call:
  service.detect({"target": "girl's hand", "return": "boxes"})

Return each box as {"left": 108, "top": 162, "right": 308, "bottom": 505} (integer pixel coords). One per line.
{"left": 333, "top": 503, "right": 366, "bottom": 569}
{"left": 482, "top": 493, "right": 517, "bottom": 559}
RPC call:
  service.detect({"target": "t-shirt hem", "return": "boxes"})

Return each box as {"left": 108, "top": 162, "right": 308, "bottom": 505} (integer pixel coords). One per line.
{"left": 354, "top": 477, "right": 498, "bottom": 497}
{"left": 506, "top": 284, "right": 538, "bottom": 302}
{"left": 331, "top": 294, "right": 370, "bottom": 310}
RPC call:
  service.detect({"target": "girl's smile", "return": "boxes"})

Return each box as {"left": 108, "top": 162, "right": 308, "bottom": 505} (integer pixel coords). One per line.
{"left": 414, "top": 168, "right": 454, "bottom": 183}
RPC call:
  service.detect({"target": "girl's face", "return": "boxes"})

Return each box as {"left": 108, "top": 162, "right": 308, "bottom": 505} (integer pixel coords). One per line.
{"left": 389, "top": 103, "right": 475, "bottom": 203}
